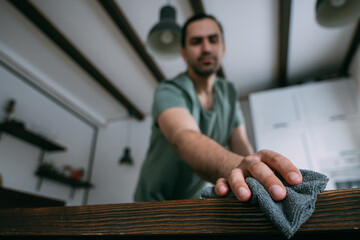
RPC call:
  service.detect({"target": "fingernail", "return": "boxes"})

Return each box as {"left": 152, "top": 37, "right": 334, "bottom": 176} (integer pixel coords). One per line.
{"left": 270, "top": 185, "right": 285, "bottom": 198}
{"left": 219, "top": 185, "right": 226, "bottom": 194}
{"left": 237, "top": 187, "right": 248, "bottom": 197}
{"left": 288, "top": 172, "right": 301, "bottom": 182}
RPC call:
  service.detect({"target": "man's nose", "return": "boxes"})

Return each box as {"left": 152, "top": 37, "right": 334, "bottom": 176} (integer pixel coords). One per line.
{"left": 202, "top": 39, "right": 212, "bottom": 52}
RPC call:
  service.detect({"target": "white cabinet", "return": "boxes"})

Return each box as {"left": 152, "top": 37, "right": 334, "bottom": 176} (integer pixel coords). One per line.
{"left": 250, "top": 78, "right": 360, "bottom": 190}
{"left": 255, "top": 128, "right": 314, "bottom": 170}
{"left": 250, "top": 88, "right": 303, "bottom": 132}
{"left": 298, "top": 80, "right": 359, "bottom": 125}
{"left": 306, "top": 119, "right": 360, "bottom": 189}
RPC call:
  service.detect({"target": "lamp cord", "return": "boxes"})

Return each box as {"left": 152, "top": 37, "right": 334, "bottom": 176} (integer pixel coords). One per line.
{"left": 126, "top": 118, "right": 132, "bottom": 148}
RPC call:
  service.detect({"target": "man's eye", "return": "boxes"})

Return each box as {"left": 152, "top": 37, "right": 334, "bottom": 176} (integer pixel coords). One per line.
{"left": 209, "top": 36, "right": 219, "bottom": 43}
{"left": 190, "top": 39, "right": 202, "bottom": 45}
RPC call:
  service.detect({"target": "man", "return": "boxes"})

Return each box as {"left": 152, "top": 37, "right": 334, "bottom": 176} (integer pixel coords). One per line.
{"left": 134, "top": 14, "right": 302, "bottom": 202}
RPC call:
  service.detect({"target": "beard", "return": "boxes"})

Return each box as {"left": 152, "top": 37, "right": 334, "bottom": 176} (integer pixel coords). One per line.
{"left": 189, "top": 53, "right": 221, "bottom": 77}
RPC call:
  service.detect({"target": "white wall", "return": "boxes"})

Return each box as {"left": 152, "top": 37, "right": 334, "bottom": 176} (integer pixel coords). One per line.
{"left": 88, "top": 116, "right": 152, "bottom": 204}
{"left": 0, "top": 59, "right": 153, "bottom": 205}
{"left": 0, "top": 63, "right": 94, "bottom": 206}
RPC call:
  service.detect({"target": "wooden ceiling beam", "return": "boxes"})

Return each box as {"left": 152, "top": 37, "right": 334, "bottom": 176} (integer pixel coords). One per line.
{"left": 188, "top": 0, "right": 226, "bottom": 79}
{"left": 8, "top": 0, "right": 145, "bottom": 120}
{"left": 98, "top": 0, "right": 165, "bottom": 83}
{"left": 340, "top": 20, "right": 360, "bottom": 76}
{"left": 278, "top": 0, "right": 292, "bottom": 87}
{"left": 189, "top": 0, "right": 205, "bottom": 15}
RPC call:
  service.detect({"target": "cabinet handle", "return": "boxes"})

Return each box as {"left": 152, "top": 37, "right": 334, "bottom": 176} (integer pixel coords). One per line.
{"left": 273, "top": 122, "right": 288, "bottom": 129}
{"left": 329, "top": 114, "right": 346, "bottom": 122}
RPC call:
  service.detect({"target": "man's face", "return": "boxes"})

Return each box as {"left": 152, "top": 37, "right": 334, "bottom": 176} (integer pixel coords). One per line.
{"left": 181, "top": 18, "right": 225, "bottom": 77}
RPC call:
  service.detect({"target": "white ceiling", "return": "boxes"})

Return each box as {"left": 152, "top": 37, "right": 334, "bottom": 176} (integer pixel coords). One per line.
{"left": 0, "top": 0, "right": 358, "bottom": 127}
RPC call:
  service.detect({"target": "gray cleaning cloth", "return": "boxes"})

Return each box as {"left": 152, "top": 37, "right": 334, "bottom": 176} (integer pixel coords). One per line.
{"left": 201, "top": 169, "right": 329, "bottom": 239}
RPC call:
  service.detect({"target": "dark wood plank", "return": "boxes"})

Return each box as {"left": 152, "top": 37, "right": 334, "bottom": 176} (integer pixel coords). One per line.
{"left": 188, "top": 0, "right": 205, "bottom": 15}
{"left": 278, "top": 0, "right": 291, "bottom": 87}
{"left": 339, "top": 20, "right": 360, "bottom": 76}
{"left": 0, "top": 189, "right": 359, "bottom": 239}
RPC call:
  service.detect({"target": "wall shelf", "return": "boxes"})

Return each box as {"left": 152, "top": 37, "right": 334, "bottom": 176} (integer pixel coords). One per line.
{"left": 0, "top": 119, "right": 91, "bottom": 198}
{"left": 35, "top": 169, "right": 93, "bottom": 189}
{"left": 0, "top": 118, "right": 92, "bottom": 199}
{"left": 35, "top": 168, "right": 93, "bottom": 198}
{"left": 0, "top": 120, "right": 66, "bottom": 152}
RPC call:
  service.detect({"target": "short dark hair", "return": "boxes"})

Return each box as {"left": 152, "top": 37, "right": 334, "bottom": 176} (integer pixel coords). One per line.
{"left": 181, "top": 14, "right": 224, "bottom": 47}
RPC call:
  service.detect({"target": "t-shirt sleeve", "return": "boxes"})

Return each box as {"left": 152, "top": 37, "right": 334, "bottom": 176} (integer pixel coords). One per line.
{"left": 152, "top": 82, "right": 189, "bottom": 121}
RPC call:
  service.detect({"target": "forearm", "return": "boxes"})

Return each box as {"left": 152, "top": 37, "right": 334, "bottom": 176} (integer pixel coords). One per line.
{"left": 172, "top": 129, "right": 243, "bottom": 183}
{"left": 231, "top": 141, "right": 254, "bottom": 156}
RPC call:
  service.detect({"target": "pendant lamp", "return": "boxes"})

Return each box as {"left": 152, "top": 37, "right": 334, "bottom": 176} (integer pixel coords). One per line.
{"left": 316, "top": 0, "right": 360, "bottom": 27}
{"left": 119, "top": 147, "right": 133, "bottom": 165}
{"left": 119, "top": 119, "right": 133, "bottom": 165}
{"left": 146, "top": 4, "right": 181, "bottom": 59}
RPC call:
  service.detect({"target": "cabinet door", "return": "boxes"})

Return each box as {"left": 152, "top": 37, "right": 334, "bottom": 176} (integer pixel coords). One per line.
{"left": 306, "top": 119, "right": 360, "bottom": 190}
{"left": 307, "top": 120, "right": 360, "bottom": 172}
{"left": 255, "top": 129, "right": 313, "bottom": 170}
{"left": 250, "top": 87, "right": 303, "bottom": 133}
{"left": 298, "top": 79, "right": 359, "bottom": 125}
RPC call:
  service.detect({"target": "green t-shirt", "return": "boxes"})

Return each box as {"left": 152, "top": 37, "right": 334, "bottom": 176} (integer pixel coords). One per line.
{"left": 134, "top": 72, "right": 244, "bottom": 202}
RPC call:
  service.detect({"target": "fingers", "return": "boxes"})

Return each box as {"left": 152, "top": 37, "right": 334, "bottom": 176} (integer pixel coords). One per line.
{"left": 246, "top": 160, "right": 287, "bottom": 201}
{"left": 215, "top": 176, "right": 251, "bottom": 202}
{"left": 233, "top": 150, "right": 302, "bottom": 202}
{"left": 227, "top": 168, "right": 252, "bottom": 202}
{"left": 217, "top": 150, "right": 302, "bottom": 202}
{"left": 214, "top": 178, "right": 229, "bottom": 197}
{"left": 258, "top": 150, "right": 302, "bottom": 185}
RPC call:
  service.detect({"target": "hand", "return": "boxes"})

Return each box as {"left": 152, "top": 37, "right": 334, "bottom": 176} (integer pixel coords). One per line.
{"left": 214, "top": 150, "right": 302, "bottom": 202}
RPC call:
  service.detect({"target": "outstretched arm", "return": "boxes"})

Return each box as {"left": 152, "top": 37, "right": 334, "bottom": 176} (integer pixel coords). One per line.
{"left": 158, "top": 107, "right": 302, "bottom": 202}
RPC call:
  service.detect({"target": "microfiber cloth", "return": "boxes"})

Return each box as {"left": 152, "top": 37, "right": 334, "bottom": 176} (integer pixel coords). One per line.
{"left": 200, "top": 169, "right": 329, "bottom": 239}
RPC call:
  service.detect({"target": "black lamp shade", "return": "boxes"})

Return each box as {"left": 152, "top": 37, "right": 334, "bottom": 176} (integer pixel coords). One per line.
{"left": 316, "top": 0, "right": 360, "bottom": 27}
{"left": 146, "top": 5, "right": 181, "bottom": 59}
{"left": 119, "top": 147, "right": 133, "bottom": 165}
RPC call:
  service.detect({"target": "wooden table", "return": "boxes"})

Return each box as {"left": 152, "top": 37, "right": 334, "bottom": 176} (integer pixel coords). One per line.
{"left": 0, "top": 188, "right": 359, "bottom": 239}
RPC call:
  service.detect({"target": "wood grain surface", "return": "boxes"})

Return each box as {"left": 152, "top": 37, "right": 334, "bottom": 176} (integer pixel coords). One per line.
{"left": 0, "top": 189, "right": 359, "bottom": 239}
